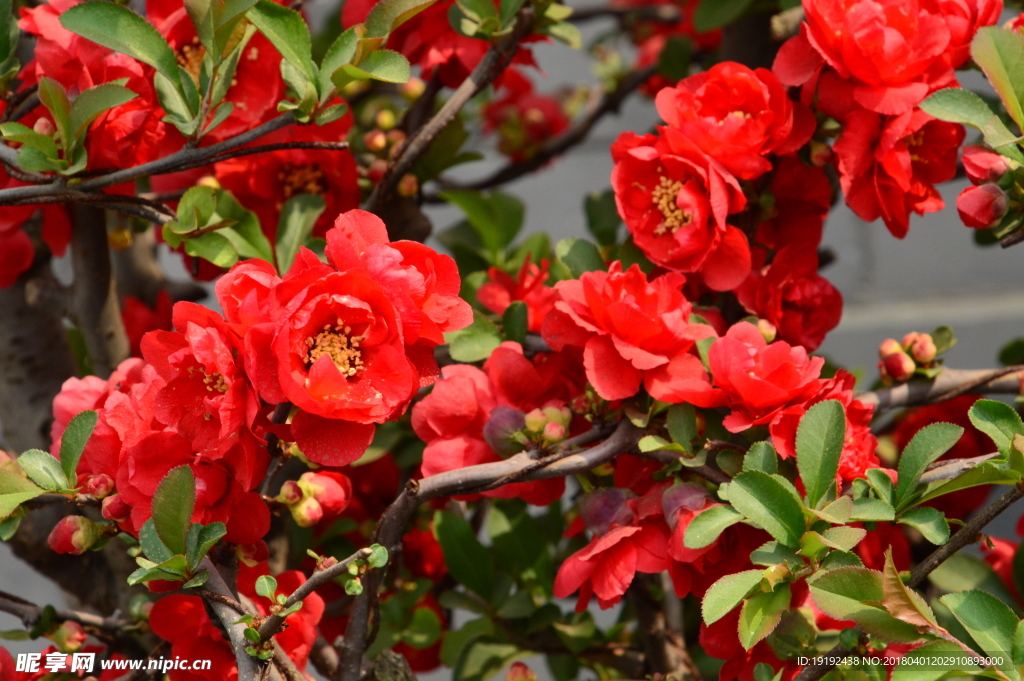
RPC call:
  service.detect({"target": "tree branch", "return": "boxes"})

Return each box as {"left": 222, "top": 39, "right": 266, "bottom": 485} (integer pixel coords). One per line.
{"left": 568, "top": 4, "right": 681, "bottom": 23}
{"left": 363, "top": 8, "right": 536, "bottom": 212}
{"left": 432, "top": 64, "right": 657, "bottom": 194}
{"left": 855, "top": 367, "right": 1023, "bottom": 410}
{"left": 0, "top": 589, "right": 128, "bottom": 632}
{"left": 198, "top": 558, "right": 265, "bottom": 681}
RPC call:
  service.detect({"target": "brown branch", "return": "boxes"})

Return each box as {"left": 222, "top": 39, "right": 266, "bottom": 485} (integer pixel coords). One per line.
{"left": 336, "top": 419, "right": 643, "bottom": 681}
{"left": 0, "top": 589, "right": 129, "bottom": 632}
{"left": 20, "top": 493, "right": 102, "bottom": 509}
{"left": 198, "top": 558, "right": 265, "bottom": 681}
{"left": 364, "top": 8, "right": 536, "bottom": 211}
{"left": 568, "top": 3, "right": 681, "bottom": 23}
{"left": 855, "top": 367, "right": 1023, "bottom": 411}
{"left": 433, "top": 64, "right": 657, "bottom": 194}
{"left": 272, "top": 644, "right": 307, "bottom": 681}
{"left": 791, "top": 484, "right": 1024, "bottom": 681}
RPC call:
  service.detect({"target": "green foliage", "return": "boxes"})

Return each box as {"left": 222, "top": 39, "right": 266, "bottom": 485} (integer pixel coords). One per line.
{"left": 694, "top": 0, "right": 753, "bottom": 32}
{"left": 151, "top": 465, "right": 196, "bottom": 557}
{"left": 555, "top": 238, "right": 606, "bottom": 278}
{"left": 968, "top": 398, "right": 1024, "bottom": 455}
{"left": 685, "top": 505, "right": 744, "bottom": 549}
{"left": 738, "top": 584, "right": 790, "bottom": 650}
{"left": 702, "top": 570, "right": 762, "bottom": 625}
{"left": 163, "top": 186, "right": 274, "bottom": 268}
{"left": 893, "top": 422, "right": 963, "bottom": 509}
{"left": 940, "top": 590, "right": 1021, "bottom": 679}
{"left": 971, "top": 27, "right": 1024, "bottom": 133}
{"left": 433, "top": 511, "right": 495, "bottom": 598}
{"left": 276, "top": 194, "right": 326, "bottom": 274}
{"left": 795, "top": 400, "right": 846, "bottom": 508}
{"left": 502, "top": 301, "right": 528, "bottom": 345}
{"left": 16, "top": 450, "right": 71, "bottom": 492}
{"left": 445, "top": 311, "right": 503, "bottom": 362}
{"left": 58, "top": 410, "right": 97, "bottom": 487}
{"left": 583, "top": 190, "right": 620, "bottom": 247}
{"left": 0, "top": 471, "right": 46, "bottom": 518}
{"left": 921, "top": 87, "right": 1024, "bottom": 159}
{"left": 727, "top": 471, "right": 805, "bottom": 548}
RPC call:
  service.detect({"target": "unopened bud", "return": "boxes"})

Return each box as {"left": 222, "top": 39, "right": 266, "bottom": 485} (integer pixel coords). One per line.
{"left": 541, "top": 421, "right": 566, "bottom": 444}
{"left": 397, "top": 174, "right": 418, "bottom": 197}
{"left": 878, "top": 338, "right": 903, "bottom": 360}
{"left": 883, "top": 350, "right": 916, "bottom": 382}
{"left": 85, "top": 474, "right": 114, "bottom": 499}
{"left": 386, "top": 129, "right": 407, "bottom": 147}
{"left": 375, "top": 109, "right": 397, "bottom": 131}
{"left": 543, "top": 406, "right": 571, "bottom": 427}
{"left": 483, "top": 405, "right": 526, "bottom": 458}
{"left": 578, "top": 488, "right": 634, "bottom": 535}
{"left": 50, "top": 621, "right": 86, "bottom": 653}
{"left": 524, "top": 408, "right": 546, "bottom": 432}
{"left": 235, "top": 541, "right": 270, "bottom": 567}
{"left": 290, "top": 496, "right": 323, "bottom": 527}
{"left": 757, "top": 319, "right": 777, "bottom": 343}
{"left": 47, "top": 516, "right": 100, "bottom": 555}
{"left": 363, "top": 129, "right": 387, "bottom": 153}
{"left": 33, "top": 117, "right": 55, "bottom": 137}
{"left": 101, "top": 494, "right": 130, "bottom": 523}
{"left": 809, "top": 140, "right": 833, "bottom": 167}
{"left": 961, "top": 145, "right": 1011, "bottom": 184}
{"left": 400, "top": 77, "right": 426, "bottom": 100}
{"left": 661, "top": 482, "right": 711, "bottom": 529}
{"left": 276, "top": 480, "right": 304, "bottom": 505}
{"left": 108, "top": 228, "right": 133, "bottom": 251}
{"left": 957, "top": 183, "right": 1008, "bottom": 230}
{"left": 909, "top": 334, "right": 936, "bottom": 364}
{"left": 761, "top": 564, "right": 790, "bottom": 590}
{"left": 368, "top": 158, "right": 388, "bottom": 184}
{"left": 197, "top": 175, "right": 221, "bottom": 189}
{"left": 506, "top": 663, "right": 538, "bottom": 681}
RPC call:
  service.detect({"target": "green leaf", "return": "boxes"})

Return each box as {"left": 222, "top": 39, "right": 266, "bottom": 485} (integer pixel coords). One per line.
{"left": 368, "top": 544, "right": 389, "bottom": 568}
{"left": 502, "top": 301, "right": 528, "bottom": 345}
{"left": 182, "top": 569, "right": 210, "bottom": 589}
{"left": 971, "top": 27, "right": 1024, "bottom": 131}
{"left": 403, "top": 607, "right": 442, "bottom": 649}
{"left": 920, "top": 87, "right": 1024, "bottom": 157}
{"left": 546, "top": 21, "right": 580, "bottom": 48}
{"left": 185, "top": 522, "right": 227, "bottom": 569}
{"left": 37, "top": 77, "right": 71, "bottom": 155}
{"left": 446, "top": 311, "right": 502, "bottom": 362}
{"left": 365, "top": 0, "right": 438, "bottom": 37}
{"left": 891, "top": 639, "right": 982, "bottom": 681}
{"left": 0, "top": 470, "right": 46, "bottom": 518}
{"left": 743, "top": 441, "right": 777, "bottom": 474}
{"left": 940, "top": 589, "right": 1020, "bottom": 678}
{"left": 808, "top": 568, "right": 921, "bottom": 642}
{"left": 127, "top": 555, "right": 189, "bottom": 584}
{"left": 694, "top": 0, "right": 753, "bottom": 32}
{"left": 0, "top": 122, "right": 59, "bottom": 160}
{"left": 17, "top": 449, "right": 69, "bottom": 491}
{"left": 151, "top": 465, "right": 195, "bottom": 557}
{"left": 820, "top": 526, "right": 867, "bottom": 552}
{"left": 58, "top": 410, "right": 97, "bottom": 486}
{"left": 255, "top": 574, "right": 278, "bottom": 599}
{"left": 684, "top": 505, "right": 744, "bottom": 549}
{"left": 728, "top": 471, "right": 806, "bottom": 547}
{"left": 969, "top": 399, "right": 1024, "bottom": 455}
{"left": 897, "top": 506, "right": 949, "bottom": 545}
{"left": 657, "top": 37, "right": 691, "bottom": 81}
{"left": 441, "top": 618, "right": 494, "bottom": 668}
{"left": 702, "top": 570, "right": 762, "bottom": 625}
{"left": 851, "top": 497, "right": 896, "bottom": 522}
{"left": 453, "top": 640, "right": 521, "bottom": 681}
{"left": 552, "top": 612, "right": 596, "bottom": 654}
{"left": 433, "top": 511, "right": 494, "bottom": 598}
{"left": 583, "top": 189, "right": 620, "bottom": 247}
{"left": 795, "top": 400, "right": 846, "bottom": 509}
{"left": 666, "top": 404, "right": 698, "bottom": 456}
{"left": 318, "top": 27, "right": 356, "bottom": 97}
{"left": 811, "top": 495, "right": 853, "bottom": 524}
{"left": 738, "top": 584, "right": 791, "bottom": 650}
{"left": 894, "top": 422, "right": 963, "bottom": 508}
{"left": 68, "top": 84, "right": 137, "bottom": 148}
{"left": 275, "top": 193, "right": 325, "bottom": 274}
{"left": 332, "top": 49, "right": 411, "bottom": 87}
{"left": 440, "top": 190, "right": 524, "bottom": 254}
{"left": 59, "top": 3, "right": 181, "bottom": 88}
{"left": 555, "top": 238, "right": 606, "bottom": 278}
{"left": 247, "top": 0, "right": 316, "bottom": 82}
{"left": 750, "top": 541, "right": 803, "bottom": 568}
{"left": 139, "top": 519, "right": 174, "bottom": 563}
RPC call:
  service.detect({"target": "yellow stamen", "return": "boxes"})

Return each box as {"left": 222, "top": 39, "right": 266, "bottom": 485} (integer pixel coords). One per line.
{"left": 651, "top": 175, "right": 692, "bottom": 235}
{"left": 306, "top": 323, "right": 364, "bottom": 377}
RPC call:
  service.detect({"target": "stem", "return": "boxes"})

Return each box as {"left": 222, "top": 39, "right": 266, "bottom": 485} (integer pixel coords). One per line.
{"left": 0, "top": 589, "right": 128, "bottom": 632}
{"left": 855, "top": 367, "right": 1023, "bottom": 410}
{"left": 198, "top": 558, "right": 265, "bottom": 681}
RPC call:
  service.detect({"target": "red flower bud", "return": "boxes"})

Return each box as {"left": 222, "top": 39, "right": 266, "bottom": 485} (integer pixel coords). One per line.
{"left": 101, "top": 494, "right": 130, "bottom": 523}
{"left": 883, "top": 350, "right": 916, "bottom": 382}
{"left": 33, "top": 118, "right": 55, "bottom": 137}
{"left": 878, "top": 338, "right": 903, "bottom": 360}
{"left": 276, "top": 480, "right": 304, "bottom": 505}
{"left": 961, "top": 145, "right": 1011, "bottom": 184}
{"left": 809, "top": 140, "right": 833, "bottom": 167}
{"left": 397, "top": 174, "right": 419, "bottom": 197}
{"left": 50, "top": 621, "right": 86, "bottom": 653}
{"left": 298, "top": 472, "right": 351, "bottom": 520}
{"left": 757, "top": 319, "right": 777, "bottom": 343}
{"left": 578, "top": 488, "right": 634, "bottom": 535}
{"left": 85, "top": 474, "right": 114, "bottom": 499}
{"left": 483, "top": 405, "right": 527, "bottom": 458}
{"left": 363, "top": 129, "right": 387, "bottom": 153}
{"left": 908, "top": 334, "right": 937, "bottom": 364}
{"left": 236, "top": 541, "right": 270, "bottom": 567}
{"left": 289, "top": 496, "right": 323, "bottom": 527}
{"left": 47, "top": 516, "right": 100, "bottom": 555}
{"left": 506, "top": 663, "right": 538, "bottom": 681}
{"left": 957, "top": 184, "right": 1008, "bottom": 230}
{"left": 541, "top": 421, "right": 566, "bottom": 444}
{"left": 523, "top": 408, "right": 546, "bottom": 432}
{"left": 367, "top": 158, "right": 388, "bottom": 184}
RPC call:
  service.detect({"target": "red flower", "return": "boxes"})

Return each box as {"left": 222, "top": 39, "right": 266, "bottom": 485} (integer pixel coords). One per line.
{"left": 122, "top": 291, "right": 173, "bottom": 358}
{"left": 957, "top": 183, "right": 1008, "bottom": 229}
{"left": 610, "top": 131, "right": 750, "bottom": 290}
{"left": 961, "top": 144, "right": 1011, "bottom": 184}
{"left": 707, "top": 321, "right": 825, "bottom": 432}
{"left": 149, "top": 595, "right": 238, "bottom": 681}
{"left": 700, "top": 608, "right": 795, "bottom": 681}
{"left": 769, "top": 369, "right": 880, "bottom": 483}
{"left": 833, "top": 108, "right": 964, "bottom": 238}
{"left": 937, "top": 0, "right": 1003, "bottom": 69}
{"left": 654, "top": 62, "right": 814, "bottom": 180}
{"left": 215, "top": 258, "right": 282, "bottom": 329}
{"left": 482, "top": 74, "right": 569, "bottom": 162}
{"left": 412, "top": 341, "right": 585, "bottom": 505}
{"left": 477, "top": 257, "right": 557, "bottom": 333}
{"left": 736, "top": 245, "right": 843, "bottom": 352}
{"left": 403, "top": 525, "right": 448, "bottom": 582}
{"left": 616, "top": 0, "right": 722, "bottom": 53}
{"left": 541, "top": 262, "right": 718, "bottom": 403}
{"left": 0, "top": 230, "right": 34, "bottom": 288}
{"left": 142, "top": 302, "right": 256, "bottom": 458}
{"left": 754, "top": 155, "right": 832, "bottom": 251}
{"left": 237, "top": 562, "right": 325, "bottom": 670}
{"left": 981, "top": 537, "right": 1021, "bottom": 604}
{"left": 857, "top": 522, "right": 911, "bottom": 571}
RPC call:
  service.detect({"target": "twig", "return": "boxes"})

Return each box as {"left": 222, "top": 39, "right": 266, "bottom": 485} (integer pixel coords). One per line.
{"left": 568, "top": 3, "right": 682, "bottom": 23}
{"left": 0, "top": 589, "right": 127, "bottom": 632}
{"left": 791, "top": 484, "right": 1024, "bottom": 681}
{"left": 433, "top": 64, "right": 657, "bottom": 194}
{"left": 198, "top": 558, "right": 265, "bottom": 681}
{"left": 855, "top": 367, "right": 1023, "bottom": 410}
{"left": 257, "top": 547, "right": 374, "bottom": 642}
{"left": 364, "top": 8, "right": 536, "bottom": 211}
{"left": 20, "top": 493, "right": 102, "bottom": 509}
{"left": 196, "top": 589, "right": 249, "bottom": 614}
{"left": 272, "top": 644, "right": 307, "bottom": 681}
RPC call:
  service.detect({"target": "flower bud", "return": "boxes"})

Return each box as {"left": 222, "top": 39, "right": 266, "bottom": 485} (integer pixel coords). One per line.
{"left": 197, "top": 175, "right": 221, "bottom": 189}
{"left": 878, "top": 338, "right": 903, "bottom": 360}
{"left": 367, "top": 158, "right": 388, "bottom": 184}
{"left": 298, "top": 471, "right": 351, "bottom": 518}
{"left": 961, "top": 145, "right": 1011, "bottom": 184}
{"left": 909, "top": 334, "right": 936, "bottom": 364}
{"left": 107, "top": 228, "right": 133, "bottom": 251}
{"left": 506, "top": 663, "right": 538, "bottom": 681}
{"left": 276, "top": 480, "right": 304, "bottom": 505}
{"left": 483, "top": 405, "right": 526, "bottom": 458}
{"left": 33, "top": 117, "right": 55, "bottom": 136}
{"left": 757, "top": 319, "right": 777, "bottom": 343}
{"left": 578, "top": 488, "right": 634, "bottom": 535}
{"left": 883, "top": 350, "right": 916, "bottom": 382}
{"left": 236, "top": 541, "right": 270, "bottom": 567}
{"left": 524, "top": 408, "right": 546, "bottom": 432}
{"left": 289, "top": 496, "right": 323, "bottom": 527}
{"left": 661, "top": 482, "right": 711, "bottom": 529}
{"left": 809, "top": 139, "right": 833, "bottom": 167}
{"left": 541, "top": 421, "right": 566, "bottom": 444}
{"left": 397, "top": 174, "right": 419, "bottom": 197}
{"left": 50, "top": 621, "right": 86, "bottom": 653}
{"left": 400, "top": 77, "right": 426, "bottom": 100}
{"left": 101, "top": 494, "right": 130, "bottom": 523}
{"left": 386, "top": 129, "right": 407, "bottom": 147}
{"left": 48, "top": 516, "right": 101, "bottom": 555}
{"left": 957, "top": 184, "right": 1008, "bottom": 229}
{"left": 85, "top": 474, "right": 115, "bottom": 499}
{"left": 375, "top": 109, "right": 397, "bottom": 131}
{"left": 363, "top": 129, "right": 387, "bottom": 153}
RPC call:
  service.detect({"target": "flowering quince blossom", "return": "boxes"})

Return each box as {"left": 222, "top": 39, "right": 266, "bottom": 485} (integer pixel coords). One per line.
{"left": 483, "top": 72, "right": 570, "bottom": 162}
{"left": 540, "top": 262, "right": 718, "bottom": 402}
{"left": 476, "top": 257, "right": 558, "bottom": 333}
{"left": 413, "top": 341, "right": 585, "bottom": 505}
{"left": 149, "top": 595, "right": 241, "bottom": 681}
{"left": 956, "top": 144, "right": 1013, "bottom": 229}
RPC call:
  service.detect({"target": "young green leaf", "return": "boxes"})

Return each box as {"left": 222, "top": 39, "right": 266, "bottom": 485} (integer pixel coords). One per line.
{"left": 17, "top": 449, "right": 69, "bottom": 492}
{"left": 433, "top": 510, "right": 494, "bottom": 598}
{"left": 37, "top": 77, "right": 71, "bottom": 154}
{"left": 743, "top": 441, "right": 778, "bottom": 474}
{"left": 702, "top": 569, "right": 763, "bottom": 625}
{"left": 738, "top": 584, "right": 791, "bottom": 650}
{"left": 694, "top": 0, "right": 753, "bottom": 32}
{"left": 445, "top": 311, "right": 502, "bottom": 362}
{"left": 368, "top": 543, "right": 389, "bottom": 569}
{"left": 151, "top": 465, "right": 196, "bottom": 556}
{"left": 0, "top": 470, "right": 46, "bottom": 518}
{"left": 971, "top": 27, "right": 1024, "bottom": 130}
{"left": 555, "top": 238, "right": 606, "bottom": 278}
{"left": 666, "top": 404, "right": 698, "bottom": 455}
{"left": 808, "top": 568, "right": 921, "bottom": 642}
{"left": 275, "top": 193, "right": 326, "bottom": 274}
{"left": 440, "top": 190, "right": 524, "bottom": 254}
{"left": 364, "top": 0, "right": 439, "bottom": 37}
{"left": 58, "top": 410, "right": 97, "bottom": 486}
{"left": 139, "top": 519, "right": 175, "bottom": 564}
{"left": 920, "top": 88, "right": 1024, "bottom": 158}
{"left": 968, "top": 398, "right": 1024, "bottom": 455}
{"left": 502, "top": 300, "right": 528, "bottom": 345}
{"left": 185, "top": 522, "right": 227, "bottom": 569}
{"left": 897, "top": 506, "right": 949, "bottom": 545}
{"left": 684, "top": 505, "right": 743, "bottom": 549}
{"left": 247, "top": 0, "right": 316, "bottom": 82}
{"left": 891, "top": 640, "right": 982, "bottom": 681}
{"left": 894, "top": 421, "right": 963, "bottom": 507}
{"left": 68, "top": 84, "right": 138, "bottom": 147}
{"left": 728, "top": 471, "right": 806, "bottom": 548}
{"left": 940, "top": 589, "right": 1020, "bottom": 678}
{"left": 255, "top": 574, "right": 278, "bottom": 599}
{"left": 331, "top": 49, "right": 411, "bottom": 87}
{"left": 795, "top": 400, "right": 846, "bottom": 508}
{"left": 59, "top": 3, "right": 181, "bottom": 88}
{"left": 583, "top": 189, "right": 620, "bottom": 247}
{"left": 318, "top": 27, "right": 357, "bottom": 98}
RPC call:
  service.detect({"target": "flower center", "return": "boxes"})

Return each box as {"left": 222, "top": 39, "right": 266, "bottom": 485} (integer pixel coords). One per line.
{"left": 651, "top": 175, "right": 692, "bottom": 235}
{"left": 306, "top": 323, "right": 364, "bottom": 377}
{"left": 279, "top": 164, "right": 326, "bottom": 200}
{"left": 176, "top": 36, "right": 206, "bottom": 81}
{"left": 187, "top": 366, "right": 228, "bottom": 393}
